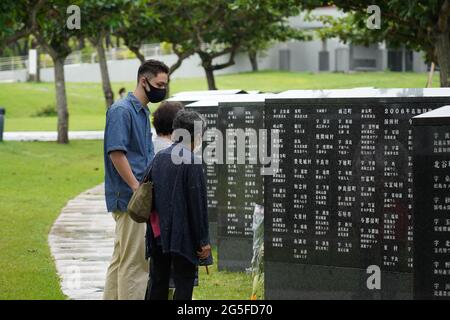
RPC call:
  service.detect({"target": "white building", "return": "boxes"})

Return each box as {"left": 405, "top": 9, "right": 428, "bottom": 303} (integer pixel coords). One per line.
{"left": 275, "top": 6, "right": 428, "bottom": 73}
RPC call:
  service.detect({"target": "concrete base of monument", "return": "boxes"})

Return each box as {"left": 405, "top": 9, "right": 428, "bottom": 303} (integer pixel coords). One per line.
{"left": 217, "top": 237, "right": 253, "bottom": 272}
{"left": 265, "top": 262, "right": 413, "bottom": 300}
{"left": 208, "top": 222, "right": 217, "bottom": 247}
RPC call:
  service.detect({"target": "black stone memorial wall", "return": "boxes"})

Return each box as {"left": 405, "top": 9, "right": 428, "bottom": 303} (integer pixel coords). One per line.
{"left": 264, "top": 93, "right": 450, "bottom": 299}
{"left": 185, "top": 103, "right": 220, "bottom": 246}
{"left": 413, "top": 106, "right": 450, "bottom": 300}
{"left": 216, "top": 100, "right": 265, "bottom": 271}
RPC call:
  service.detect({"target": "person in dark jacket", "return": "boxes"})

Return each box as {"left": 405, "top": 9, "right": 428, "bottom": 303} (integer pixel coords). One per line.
{"left": 146, "top": 110, "right": 211, "bottom": 300}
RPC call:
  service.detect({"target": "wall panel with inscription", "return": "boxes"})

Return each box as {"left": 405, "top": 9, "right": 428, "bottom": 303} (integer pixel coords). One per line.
{"left": 185, "top": 103, "right": 221, "bottom": 246}
{"left": 264, "top": 90, "right": 450, "bottom": 299}
{"left": 413, "top": 106, "right": 450, "bottom": 300}
{"left": 185, "top": 94, "right": 270, "bottom": 250}
{"left": 216, "top": 100, "right": 266, "bottom": 271}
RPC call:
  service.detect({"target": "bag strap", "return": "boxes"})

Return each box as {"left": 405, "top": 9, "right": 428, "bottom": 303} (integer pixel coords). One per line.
{"left": 141, "top": 161, "right": 153, "bottom": 183}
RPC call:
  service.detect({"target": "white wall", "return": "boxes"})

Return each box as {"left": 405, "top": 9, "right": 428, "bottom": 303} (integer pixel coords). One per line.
{"left": 281, "top": 37, "right": 348, "bottom": 73}
{"left": 413, "top": 52, "right": 428, "bottom": 73}
{"left": 0, "top": 69, "right": 27, "bottom": 82}
{"left": 37, "top": 50, "right": 278, "bottom": 83}
{"left": 287, "top": 40, "right": 320, "bottom": 72}
{"left": 0, "top": 42, "right": 429, "bottom": 83}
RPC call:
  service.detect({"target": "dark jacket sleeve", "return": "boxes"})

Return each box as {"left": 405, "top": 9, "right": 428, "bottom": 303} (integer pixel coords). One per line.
{"left": 185, "top": 163, "right": 210, "bottom": 248}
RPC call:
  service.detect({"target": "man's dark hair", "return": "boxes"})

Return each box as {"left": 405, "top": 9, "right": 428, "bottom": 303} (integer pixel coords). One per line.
{"left": 152, "top": 101, "right": 184, "bottom": 135}
{"left": 172, "top": 110, "right": 206, "bottom": 143}
{"left": 137, "top": 59, "right": 169, "bottom": 83}
{"left": 118, "top": 87, "right": 126, "bottom": 94}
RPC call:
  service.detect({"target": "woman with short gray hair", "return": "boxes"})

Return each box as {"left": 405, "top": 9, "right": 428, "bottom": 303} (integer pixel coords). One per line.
{"left": 146, "top": 110, "right": 211, "bottom": 300}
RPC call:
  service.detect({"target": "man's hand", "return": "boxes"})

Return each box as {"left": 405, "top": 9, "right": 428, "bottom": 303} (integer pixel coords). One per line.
{"left": 197, "top": 244, "right": 211, "bottom": 260}
{"left": 131, "top": 180, "right": 140, "bottom": 193}
{"left": 109, "top": 151, "right": 139, "bottom": 192}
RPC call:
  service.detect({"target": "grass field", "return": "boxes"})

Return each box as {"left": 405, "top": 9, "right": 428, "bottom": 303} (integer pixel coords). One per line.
{"left": 194, "top": 250, "right": 254, "bottom": 300}
{"left": 0, "top": 70, "right": 439, "bottom": 131}
{"left": 0, "top": 141, "right": 103, "bottom": 299}
{"left": 0, "top": 141, "right": 252, "bottom": 299}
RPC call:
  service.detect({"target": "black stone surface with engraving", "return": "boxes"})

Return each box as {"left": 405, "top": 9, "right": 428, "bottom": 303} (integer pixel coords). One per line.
{"left": 216, "top": 101, "right": 265, "bottom": 271}
{"left": 264, "top": 95, "right": 450, "bottom": 299}
{"left": 184, "top": 104, "right": 220, "bottom": 246}
{"left": 413, "top": 106, "right": 450, "bottom": 300}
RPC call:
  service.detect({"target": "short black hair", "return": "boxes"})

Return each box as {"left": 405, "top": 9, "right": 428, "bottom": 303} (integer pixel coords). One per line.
{"left": 118, "top": 87, "right": 126, "bottom": 94}
{"left": 152, "top": 101, "right": 184, "bottom": 135}
{"left": 137, "top": 59, "right": 169, "bottom": 83}
{"left": 172, "top": 110, "right": 206, "bottom": 143}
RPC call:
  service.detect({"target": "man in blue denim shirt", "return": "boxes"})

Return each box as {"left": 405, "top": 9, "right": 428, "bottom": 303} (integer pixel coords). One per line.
{"left": 103, "top": 60, "right": 169, "bottom": 300}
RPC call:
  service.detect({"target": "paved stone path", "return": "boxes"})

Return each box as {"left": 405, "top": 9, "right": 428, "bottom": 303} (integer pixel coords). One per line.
{"left": 4, "top": 131, "right": 105, "bottom": 141}
{"left": 48, "top": 183, "right": 114, "bottom": 300}
{"left": 4, "top": 129, "right": 156, "bottom": 141}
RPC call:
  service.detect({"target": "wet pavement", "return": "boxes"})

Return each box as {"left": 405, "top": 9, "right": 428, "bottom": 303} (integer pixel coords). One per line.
{"left": 48, "top": 183, "right": 115, "bottom": 300}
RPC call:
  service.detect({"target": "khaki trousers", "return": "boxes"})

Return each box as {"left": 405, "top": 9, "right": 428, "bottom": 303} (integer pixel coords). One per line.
{"left": 103, "top": 211, "right": 149, "bottom": 300}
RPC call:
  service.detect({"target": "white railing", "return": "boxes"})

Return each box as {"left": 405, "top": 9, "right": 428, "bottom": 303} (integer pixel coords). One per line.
{"left": 0, "top": 43, "right": 165, "bottom": 71}
{"left": 0, "top": 55, "right": 28, "bottom": 72}
{"left": 141, "top": 44, "right": 162, "bottom": 57}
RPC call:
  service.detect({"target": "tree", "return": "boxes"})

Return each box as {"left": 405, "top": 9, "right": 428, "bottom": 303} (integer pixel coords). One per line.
{"left": 244, "top": 40, "right": 272, "bottom": 72}
{"left": 0, "top": 0, "right": 45, "bottom": 82}
{"left": 152, "top": 0, "right": 306, "bottom": 90}
{"left": 114, "top": 1, "right": 158, "bottom": 64}
{"left": 0, "top": 0, "right": 44, "bottom": 53}
{"left": 80, "top": 0, "right": 131, "bottom": 108}
{"left": 114, "top": 1, "right": 193, "bottom": 77}
{"left": 32, "top": 0, "right": 80, "bottom": 144}
{"left": 303, "top": 0, "right": 450, "bottom": 87}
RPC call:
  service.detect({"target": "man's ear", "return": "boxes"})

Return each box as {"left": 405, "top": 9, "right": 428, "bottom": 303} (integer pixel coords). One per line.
{"left": 141, "top": 77, "right": 149, "bottom": 91}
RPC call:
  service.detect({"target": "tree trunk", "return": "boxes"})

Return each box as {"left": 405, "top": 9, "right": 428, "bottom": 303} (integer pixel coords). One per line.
{"left": 204, "top": 67, "right": 217, "bottom": 90}
{"left": 95, "top": 39, "right": 114, "bottom": 108}
{"left": 78, "top": 37, "right": 85, "bottom": 50}
{"left": 199, "top": 54, "right": 217, "bottom": 90}
{"left": 105, "top": 33, "right": 112, "bottom": 49}
{"left": 169, "top": 57, "right": 184, "bottom": 76}
{"left": 53, "top": 57, "right": 69, "bottom": 144}
{"left": 17, "top": 40, "right": 29, "bottom": 56}
{"left": 199, "top": 49, "right": 236, "bottom": 90}
{"left": 129, "top": 46, "right": 145, "bottom": 64}
{"left": 436, "top": 32, "right": 450, "bottom": 87}
{"left": 169, "top": 49, "right": 193, "bottom": 75}
{"left": 448, "top": 47, "right": 450, "bottom": 86}
{"left": 249, "top": 51, "right": 258, "bottom": 72}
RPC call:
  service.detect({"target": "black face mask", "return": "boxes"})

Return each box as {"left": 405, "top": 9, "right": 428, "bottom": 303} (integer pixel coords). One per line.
{"left": 144, "top": 78, "right": 166, "bottom": 103}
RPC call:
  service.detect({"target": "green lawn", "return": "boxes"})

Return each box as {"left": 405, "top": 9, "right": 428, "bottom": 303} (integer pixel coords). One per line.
{"left": 0, "top": 140, "right": 252, "bottom": 299}
{"left": 0, "top": 71, "right": 439, "bottom": 131}
{"left": 0, "top": 140, "right": 104, "bottom": 299}
{"left": 194, "top": 250, "right": 253, "bottom": 300}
